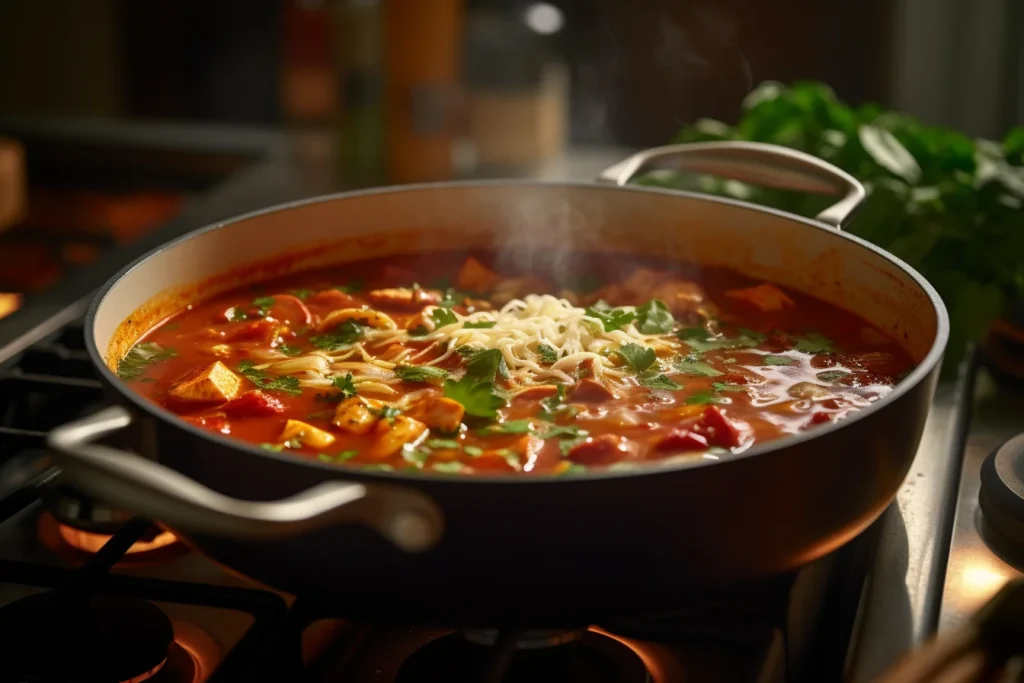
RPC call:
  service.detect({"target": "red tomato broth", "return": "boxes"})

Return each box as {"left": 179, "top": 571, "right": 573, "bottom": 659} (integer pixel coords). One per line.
{"left": 119, "top": 251, "right": 915, "bottom": 475}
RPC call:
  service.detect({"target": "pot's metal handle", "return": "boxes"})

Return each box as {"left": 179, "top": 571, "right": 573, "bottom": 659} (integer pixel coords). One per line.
{"left": 47, "top": 406, "right": 444, "bottom": 552}
{"left": 597, "top": 141, "right": 866, "bottom": 229}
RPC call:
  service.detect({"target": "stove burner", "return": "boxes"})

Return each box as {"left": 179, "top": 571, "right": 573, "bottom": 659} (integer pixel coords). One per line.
{"left": 463, "top": 628, "right": 582, "bottom": 649}
{"left": 980, "top": 434, "right": 1024, "bottom": 545}
{"left": 1, "top": 591, "right": 174, "bottom": 683}
{"left": 38, "top": 512, "right": 183, "bottom": 564}
{"left": 395, "top": 629, "right": 651, "bottom": 683}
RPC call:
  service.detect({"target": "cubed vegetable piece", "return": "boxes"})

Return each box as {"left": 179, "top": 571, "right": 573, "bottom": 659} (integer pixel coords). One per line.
{"left": 222, "top": 391, "right": 285, "bottom": 417}
{"left": 405, "top": 396, "right": 465, "bottom": 432}
{"left": 724, "top": 283, "right": 795, "bottom": 312}
{"left": 278, "top": 419, "right": 336, "bottom": 449}
{"left": 222, "top": 320, "right": 281, "bottom": 344}
{"left": 332, "top": 396, "right": 387, "bottom": 435}
{"left": 367, "top": 287, "right": 441, "bottom": 309}
{"left": 318, "top": 308, "right": 396, "bottom": 332}
{"left": 654, "top": 430, "right": 709, "bottom": 453}
{"left": 693, "top": 406, "right": 745, "bottom": 449}
{"left": 567, "top": 434, "right": 632, "bottom": 466}
{"left": 456, "top": 256, "right": 501, "bottom": 293}
{"left": 365, "top": 416, "right": 428, "bottom": 459}
{"left": 570, "top": 378, "right": 618, "bottom": 402}
{"left": 168, "top": 361, "right": 242, "bottom": 403}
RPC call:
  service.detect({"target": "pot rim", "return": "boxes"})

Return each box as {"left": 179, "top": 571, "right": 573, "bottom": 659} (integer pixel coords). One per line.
{"left": 84, "top": 179, "right": 950, "bottom": 485}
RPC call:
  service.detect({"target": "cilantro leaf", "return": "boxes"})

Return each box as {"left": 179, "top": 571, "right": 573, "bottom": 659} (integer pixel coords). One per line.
{"left": 685, "top": 391, "right": 723, "bottom": 405}
{"left": 540, "top": 424, "right": 589, "bottom": 440}
{"left": 618, "top": 343, "right": 657, "bottom": 372}
{"left": 438, "top": 288, "right": 472, "bottom": 308}
{"left": 635, "top": 299, "right": 676, "bottom": 334}
{"left": 432, "top": 461, "right": 466, "bottom": 473}
{"left": 310, "top": 322, "right": 364, "bottom": 351}
{"left": 638, "top": 372, "right": 682, "bottom": 390}
{"left": 443, "top": 376, "right": 505, "bottom": 420}
{"left": 371, "top": 405, "right": 401, "bottom": 424}
{"left": 584, "top": 300, "right": 637, "bottom": 332}
{"left": 278, "top": 344, "right": 303, "bottom": 357}
{"left": 677, "top": 328, "right": 763, "bottom": 353}
{"left": 237, "top": 361, "right": 302, "bottom": 396}
{"left": 117, "top": 342, "right": 177, "bottom": 380}
{"left": 463, "top": 348, "right": 509, "bottom": 382}
{"left": 463, "top": 320, "right": 496, "bottom": 329}
{"left": 426, "top": 438, "right": 461, "bottom": 449}
{"left": 479, "top": 419, "right": 533, "bottom": 435}
{"left": 331, "top": 373, "right": 358, "bottom": 398}
{"left": 394, "top": 365, "right": 450, "bottom": 383}
{"left": 432, "top": 307, "right": 459, "bottom": 328}
{"left": 675, "top": 358, "right": 723, "bottom": 376}
{"left": 252, "top": 296, "right": 276, "bottom": 316}
{"left": 536, "top": 343, "right": 560, "bottom": 364}
{"left": 763, "top": 355, "right": 795, "bottom": 366}
{"left": 793, "top": 333, "right": 835, "bottom": 354}
{"left": 537, "top": 384, "right": 577, "bottom": 422}
{"left": 557, "top": 462, "right": 589, "bottom": 475}
{"left": 712, "top": 381, "right": 745, "bottom": 392}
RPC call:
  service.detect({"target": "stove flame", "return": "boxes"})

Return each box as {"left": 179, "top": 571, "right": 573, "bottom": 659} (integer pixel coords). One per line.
{"left": 38, "top": 513, "right": 183, "bottom": 563}
{"left": 0, "top": 292, "right": 20, "bottom": 320}
{"left": 57, "top": 524, "right": 180, "bottom": 555}
{"left": 121, "top": 658, "right": 167, "bottom": 683}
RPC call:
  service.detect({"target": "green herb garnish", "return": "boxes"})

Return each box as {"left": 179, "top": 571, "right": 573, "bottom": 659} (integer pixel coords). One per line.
{"left": 310, "top": 321, "right": 364, "bottom": 351}
{"left": 237, "top": 360, "right": 303, "bottom": 396}
{"left": 618, "top": 343, "right": 657, "bottom": 372}
{"left": 252, "top": 296, "right": 276, "bottom": 316}
{"left": 226, "top": 307, "right": 249, "bottom": 322}
{"left": 685, "top": 391, "right": 723, "bottom": 405}
{"left": 540, "top": 424, "right": 588, "bottom": 440}
{"left": 584, "top": 300, "right": 637, "bottom": 332}
{"left": 463, "top": 320, "right": 496, "bottom": 329}
{"left": 278, "top": 344, "right": 303, "bottom": 357}
{"left": 635, "top": 299, "right": 676, "bottom": 334}
{"left": 288, "top": 288, "right": 314, "bottom": 300}
{"left": 371, "top": 405, "right": 401, "bottom": 424}
{"left": 331, "top": 373, "right": 358, "bottom": 398}
{"left": 677, "top": 328, "right": 763, "bottom": 353}
{"left": 260, "top": 442, "right": 284, "bottom": 452}
{"left": 816, "top": 370, "right": 850, "bottom": 383}
{"left": 117, "top": 342, "right": 177, "bottom": 380}
{"left": 335, "top": 280, "right": 365, "bottom": 293}
{"left": 793, "top": 333, "right": 835, "bottom": 354}
{"left": 443, "top": 376, "right": 505, "bottom": 420}
{"left": 462, "top": 348, "right": 509, "bottom": 382}
{"left": 763, "top": 355, "right": 795, "bottom": 366}
{"left": 432, "top": 461, "right": 467, "bottom": 474}
{"left": 438, "top": 288, "right": 472, "bottom": 308}
{"left": 464, "top": 445, "right": 484, "bottom": 457}
{"left": 426, "top": 438, "right": 461, "bottom": 450}
{"left": 675, "top": 358, "right": 723, "bottom": 377}
{"left": 394, "top": 365, "right": 450, "bottom": 383}
{"left": 712, "top": 381, "right": 745, "bottom": 392}
{"left": 557, "top": 462, "right": 589, "bottom": 475}
{"left": 638, "top": 372, "right": 682, "bottom": 390}
{"left": 431, "top": 307, "right": 459, "bottom": 328}
{"left": 479, "top": 419, "right": 533, "bottom": 435}
{"left": 408, "top": 325, "right": 429, "bottom": 337}
{"left": 537, "top": 344, "right": 560, "bottom": 364}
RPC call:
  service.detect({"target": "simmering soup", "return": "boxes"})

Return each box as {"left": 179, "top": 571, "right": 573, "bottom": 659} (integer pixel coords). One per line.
{"left": 116, "top": 252, "right": 914, "bottom": 475}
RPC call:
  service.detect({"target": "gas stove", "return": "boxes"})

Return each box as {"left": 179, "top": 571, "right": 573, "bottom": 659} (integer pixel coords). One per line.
{"left": 0, "top": 121, "right": 1019, "bottom": 682}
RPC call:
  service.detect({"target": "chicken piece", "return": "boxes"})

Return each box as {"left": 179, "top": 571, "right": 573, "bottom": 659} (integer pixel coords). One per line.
{"left": 725, "top": 283, "right": 794, "bottom": 313}
{"left": 223, "top": 391, "right": 285, "bottom": 417}
{"left": 490, "top": 276, "right": 550, "bottom": 306}
{"left": 570, "top": 378, "right": 618, "bottom": 402}
{"left": 456, "top": 256, "right": 501, "bottom": 293}
{"left": 567, "top": 434, "right": 632, "bottom": 466}
{"left": 278, "top": 419, "right": 337, "bottom": 449}
{"left": 365, "top": 415, "right": 428, "bottom": 460}
{"left": 332, "top": 396, "right": 387, "bottom": 435}
{"left": 168, "top": 361, "right": 242, "bottom": 403}
{"left": 222, "top": 320, "right": 281, "bottom": 345}
{"left": 317, "top": 307, "right": 396, "bottom": 332}
{"left": 405, "top": 396, "right": 465, "bottom": 432}
{"left": 650, "top": 280, "right": 709, "bottom": 316}
{"left": 367, "top": 287, "right": 442, "bottom": 309}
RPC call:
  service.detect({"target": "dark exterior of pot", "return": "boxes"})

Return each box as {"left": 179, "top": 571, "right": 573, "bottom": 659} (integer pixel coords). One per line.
{"left": 101, "top": 358, "right": 939, "bottom": 625}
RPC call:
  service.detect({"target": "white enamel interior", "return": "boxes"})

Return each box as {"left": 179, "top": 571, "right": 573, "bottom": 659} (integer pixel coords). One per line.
{"left": 93, "top": 182, "right": 942, "bottom": 364}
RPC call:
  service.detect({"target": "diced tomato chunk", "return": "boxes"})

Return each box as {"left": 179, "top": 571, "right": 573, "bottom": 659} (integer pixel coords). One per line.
{"left": 567, "top": 434, "right": 631, "bottom": 466}
{"left": 693, "top": 406, "right": 745, "bottom": 449}
{"left": 182, "top": 412, "right": 230, "bottom": 433}
{"left": 654, "top": 429, "right": 709, "bottom": 453}
{"left": 570, "top": 378, "right": 618, "bottom": 402}
{"left": 808, "top": 411, "right": 834, "bottom": 426}
{"left": 222, "top": 390, "right": 286, "bottom": 417}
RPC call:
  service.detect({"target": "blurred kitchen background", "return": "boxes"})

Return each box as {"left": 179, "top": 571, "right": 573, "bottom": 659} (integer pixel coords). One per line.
{"left": 0, "top": 0, "right": 1021, "bottom": 321}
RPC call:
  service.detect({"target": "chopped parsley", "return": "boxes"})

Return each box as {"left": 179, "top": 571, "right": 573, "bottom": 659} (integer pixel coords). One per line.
{"left": 635, "top": 299, "right": 676, "bottom": 334}
{"left": 426, "top": 438, "right": 461, "bottom": 450}
{"left": 432, "top": 461, "right": 466, "bottom": 474}
{"left": 260, "top": 442, "right": 284, "bottom": 452}
{"left": 394, "top": 365, "right": 450, "bottom": 383}
{"left": 331, "top": 373, "right": 358, "bottom": 398}
{"left": 237, "top": 360, "right": 303, "bottom": 396}
{"left": 252, "top": 296, "right": 276, "bottom": 316}
{"left": 318, "top": 450, "right": 359, "bottom": 463}
{"left": 763, "top": 355, "right": 795, "bottom": 366}
{"left": 438, "top": 288, "right": 472, "bottom": 308}
{"left": 816, "top": 370, "right": 850, "bottom": 383}
{"left": 540, "top": 424, "right": 588, "bottom": 440}
{"left": 677, "top": 328, "right": 764, "bottom": 354}
{"left": 310, "top": 321, "right": 364, "bottom": 351}
{"left": 618, "top": 343, "right": 657, "bottom": 372}
{"left": 335, "top": 279, "right": 364, "bottom": 293}
{"left": 117, "top": 342, "right": 177, "bottom": 380}
{"left": 463, "top": 348, "right": 509, "bottom": 382}
{"left": 362, "top": 463, "right": 394, "bottom": 471}
{"left": 463, "top": 320, "right": 496, "bottom": 329}
{"left": 371, "top": 405, "right": 401, "bottom": 424}
{"left": 712, "top": 381, "right": 745, "bottom": 392}
{"left": 685, "top": 391, "right": 723, "bottom": 405}
{"left": 638, "top": 372, "right": 682, "bottom": 390}
{"left": 537, "top": 384, "right": 577, "bottom": 422}
{"left": 288, "top": 288, "right": 314, "bottom": 300}
{"left": 401, "top": 446, "right": 432, "bottom": 468}
{"left": 584, "top": 300, "right": 637, "bottom": 332}
{"left": 278, "top": 344, "right": 303, "bottom": 357}
{"left": 431, "top": 307, "right": 459, "bottom": 328}
{"left": 557, "top": 462, "right": 589, "bottom": 475}
{"left": 793, "top": 332, "right": 835, "bottom": 354}
{"left": 443, "top": 375, "right": 505, "bottom": 420}
{"left": 537, "top": 343, "right": 560, "bottom": 364}
{"left": 675, "top": 358, "right": 723, "bottom": 377}
{"left": 479, "top": 419, "right": 533, "bottom": 435}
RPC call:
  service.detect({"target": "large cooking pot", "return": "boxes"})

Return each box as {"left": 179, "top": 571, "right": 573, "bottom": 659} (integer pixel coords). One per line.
{"left": 48, "top": 142, "right": 948, "bottom": 625}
